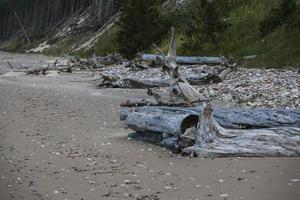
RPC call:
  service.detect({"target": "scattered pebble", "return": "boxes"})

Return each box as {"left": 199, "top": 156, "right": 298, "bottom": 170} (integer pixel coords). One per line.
{"left": 220, "top": 194, "right": 229, "bottom": 197}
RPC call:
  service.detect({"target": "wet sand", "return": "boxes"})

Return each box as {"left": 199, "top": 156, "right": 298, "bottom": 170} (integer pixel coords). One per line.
{"left": 0, "top": 52, "right": 299, "bottom": 200}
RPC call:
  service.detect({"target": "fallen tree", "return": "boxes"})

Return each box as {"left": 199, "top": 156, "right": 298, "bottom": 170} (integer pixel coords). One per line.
{"left": 140, "top": 54, "right": 225, "bottom": 65}
{"left": 120, "top": 106, "right": 300, "bottom": 135}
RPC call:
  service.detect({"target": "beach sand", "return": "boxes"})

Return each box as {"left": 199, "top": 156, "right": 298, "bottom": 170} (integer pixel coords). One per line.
{"left": 0, "top": 52, "right": 299, "bottom": 200}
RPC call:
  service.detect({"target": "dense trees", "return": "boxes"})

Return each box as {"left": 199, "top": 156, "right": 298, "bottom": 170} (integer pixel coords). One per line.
{"left": 180, "top": 0, "right": 229, "bottom": 55}
{"left": 0, "top": 0, "right": 122, "bottom": 42}
{"left": 115, "top": 0, "right": 171, "bottom": 58}
{"left": 259, "top": 0, "right": 297, "bottom": 35}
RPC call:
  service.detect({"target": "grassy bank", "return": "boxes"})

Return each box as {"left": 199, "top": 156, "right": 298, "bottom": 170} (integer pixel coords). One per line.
{"left": 157, "top": 0, "right": 300, "bottom": 68}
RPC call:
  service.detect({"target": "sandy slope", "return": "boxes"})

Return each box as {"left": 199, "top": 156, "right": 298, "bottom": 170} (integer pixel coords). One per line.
{"left": 0, "top": 52, "right": 299, "bottom": 200}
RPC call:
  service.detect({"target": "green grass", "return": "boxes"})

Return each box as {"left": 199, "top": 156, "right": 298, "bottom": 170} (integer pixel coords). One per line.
{"left": 1, "top": 37, "right": 40, "bottom": 53}
{"left": 43, "top": 34, "right": 85, "bottom": 57}
{"left": 157, "top": 0, "right": 300, "bottom": 68}
{"left": 217, "top": 0, "right": 300, "bottom": 67}
{"left": 75, "top": 25, "right": 119, "bottom": 58}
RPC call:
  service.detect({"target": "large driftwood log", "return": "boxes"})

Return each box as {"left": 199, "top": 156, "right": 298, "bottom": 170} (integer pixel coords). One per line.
{"left": 121, "top": 106, "right": 300, "bottom": 135}
{"left": 183, "top": 104, "right": 300, "bottom": 157}
{"left": 141, "top": 54, "right": 225, "bottom": 65}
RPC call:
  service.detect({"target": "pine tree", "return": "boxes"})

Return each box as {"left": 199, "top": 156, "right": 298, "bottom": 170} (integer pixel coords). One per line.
{"left": 181, "top": 0, "right": 228, "bottom": 55}
{"left": 115, "top": 0, "right": 169, "bottom": 58}
{"left": 259, "top": 0, "right": 296, "bottom": 35}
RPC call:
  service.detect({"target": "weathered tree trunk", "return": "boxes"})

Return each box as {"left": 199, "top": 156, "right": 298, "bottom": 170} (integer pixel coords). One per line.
{"left": 140, "top": 54, "right": 225, "bottom": 65}
{"left": 121, "top": 106, "right": 300, "bottom": 135}
{"left": 183, "top": 104, "right": 300, "bottom": 157}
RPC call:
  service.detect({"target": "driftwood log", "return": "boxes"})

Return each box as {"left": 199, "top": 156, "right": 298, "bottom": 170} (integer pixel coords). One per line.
{"left": 121, "top": 105, "right": 300, "bottom": 155}
{"left": 120, "top": 106, "right": 300, "bottom": 135}
{"left": 141, "top": 54, "right": 225, "bottom": 65}
{"left": 183, "top": 104, "right": 300, "bottom": 157}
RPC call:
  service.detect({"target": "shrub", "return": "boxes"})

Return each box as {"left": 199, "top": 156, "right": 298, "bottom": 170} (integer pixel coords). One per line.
{"left": 115, "top": 0, "right": 171, "bottom": 59}
{"left": 259, "top": 0, "right": 296, "bottom": 35}
{"left": 181, "top": 0, "right": 229, "bottom": 55}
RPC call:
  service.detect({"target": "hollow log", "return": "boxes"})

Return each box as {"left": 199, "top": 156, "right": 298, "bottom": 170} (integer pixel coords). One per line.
{"left": 120, "top": 106, "right": 300, "bottom": 135}
{"left": 183, "top": 104, "right": 300, "bottom": 157}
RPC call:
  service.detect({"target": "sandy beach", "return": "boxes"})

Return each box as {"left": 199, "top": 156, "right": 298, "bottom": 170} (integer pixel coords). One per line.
{"left": 0, "top": 52, "right": 299, "bottom": 200}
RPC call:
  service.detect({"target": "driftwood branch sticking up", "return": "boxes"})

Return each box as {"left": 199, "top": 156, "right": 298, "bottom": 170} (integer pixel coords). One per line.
{"left": 154, "top": 27, "right": 206, "bottom": 104}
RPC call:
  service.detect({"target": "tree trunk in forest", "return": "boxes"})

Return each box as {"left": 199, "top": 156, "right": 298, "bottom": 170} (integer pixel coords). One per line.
{"left": 0, "top": 0, "right": 123, "bottom": 42}
{"left": 14, "top": 11, "right": 31, "bottom": 43}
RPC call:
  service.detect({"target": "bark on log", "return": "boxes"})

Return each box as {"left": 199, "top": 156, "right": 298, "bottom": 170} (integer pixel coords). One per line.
{"left": 183, "top": 104, "right": 300, "bottom": 157}
{"left": 120, "top": 106, "right": 300, "bottom": 135}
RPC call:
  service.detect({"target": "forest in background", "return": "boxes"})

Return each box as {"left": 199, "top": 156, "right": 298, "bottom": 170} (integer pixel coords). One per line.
{"left": 0, "top": 0, "right": 299, "bottom": 68}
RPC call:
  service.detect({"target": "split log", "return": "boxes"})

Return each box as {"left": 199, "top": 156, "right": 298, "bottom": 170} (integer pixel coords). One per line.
{"left": 120, "top": 106, "right": 300, "bottom": 135}
{"left": 183, "top": 104, "right": 300, "bottom": 157}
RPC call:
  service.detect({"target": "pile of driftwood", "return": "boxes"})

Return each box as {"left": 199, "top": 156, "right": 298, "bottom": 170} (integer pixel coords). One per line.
{"left": 98, "top": 52, "right": 237, "bottom": 89}
{"left": 120, "top": 28, "right": 300, "bottom": 157}
{"left": 7, "top": 53, "right": 126, "bottom": 75}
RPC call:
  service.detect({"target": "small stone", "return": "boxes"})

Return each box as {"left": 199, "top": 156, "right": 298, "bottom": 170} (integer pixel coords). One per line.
{"left": 220, "top": 194, "right": 229, "bottom": 197}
